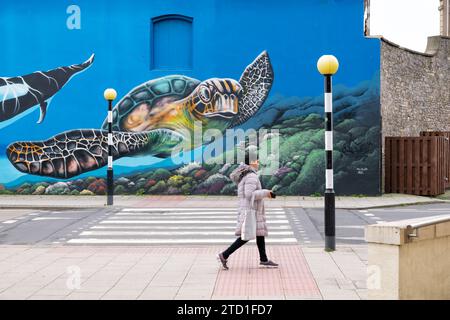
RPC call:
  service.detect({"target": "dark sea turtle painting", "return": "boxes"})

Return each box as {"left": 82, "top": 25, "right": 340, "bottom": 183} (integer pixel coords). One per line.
{"left": 6, "top": 51, "right": 274, "bottom": 179}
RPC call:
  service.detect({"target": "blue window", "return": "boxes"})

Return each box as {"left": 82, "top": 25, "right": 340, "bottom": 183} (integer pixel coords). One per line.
{"left": 151, "top": 14, "right": 193, "bottom": 70}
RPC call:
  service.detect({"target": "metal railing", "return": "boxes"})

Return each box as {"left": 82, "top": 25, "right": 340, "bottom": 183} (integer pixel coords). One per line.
{"left": 406, "top": 215, "right": 450, "bottom": 240}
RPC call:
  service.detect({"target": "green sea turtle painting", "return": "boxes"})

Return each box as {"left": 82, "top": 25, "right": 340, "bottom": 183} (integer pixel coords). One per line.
{"left": 6, "top": 51, "right": 274, "bottom": 179}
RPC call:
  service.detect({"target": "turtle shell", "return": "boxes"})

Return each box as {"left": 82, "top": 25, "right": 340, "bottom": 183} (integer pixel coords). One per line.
{"left": 101, "top": 75, "right": 200, "bottom": 131}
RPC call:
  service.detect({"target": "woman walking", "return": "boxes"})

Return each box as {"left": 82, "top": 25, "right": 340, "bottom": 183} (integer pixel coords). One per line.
{"left": 217, "top": 151, "right": 278, "bottom": 270}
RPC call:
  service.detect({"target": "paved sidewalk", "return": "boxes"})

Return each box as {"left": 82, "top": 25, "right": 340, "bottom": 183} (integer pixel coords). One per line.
{"left": 0, "top": 194, "right": 444, "bottom": 210}
{"left": 0, "top": 244, "right": 367, "bottom": 300}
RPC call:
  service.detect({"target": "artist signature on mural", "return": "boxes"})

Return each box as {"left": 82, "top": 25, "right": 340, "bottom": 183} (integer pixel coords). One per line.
{"left": 356, "top": 167, "right": 368, "bottom": 175}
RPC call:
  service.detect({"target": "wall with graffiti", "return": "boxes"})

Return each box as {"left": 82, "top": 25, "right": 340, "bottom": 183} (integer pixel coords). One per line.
{"left": 0, "top": 0, "right": 381, "bottom": 196}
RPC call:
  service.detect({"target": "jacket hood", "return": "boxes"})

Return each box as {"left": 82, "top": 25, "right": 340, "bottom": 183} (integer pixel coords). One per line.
{"left": 230, "top": 163, "right": 256, "bottom": 184}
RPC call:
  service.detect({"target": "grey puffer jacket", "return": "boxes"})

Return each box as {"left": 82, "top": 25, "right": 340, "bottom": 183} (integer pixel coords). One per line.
{"left": 230, "top": 164, "right": 272, "bottom": 237}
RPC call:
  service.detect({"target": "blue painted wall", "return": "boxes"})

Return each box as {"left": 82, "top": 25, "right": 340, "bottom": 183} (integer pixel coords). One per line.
{"left": 0, "top": 0, "right": 381, "bottom": 195}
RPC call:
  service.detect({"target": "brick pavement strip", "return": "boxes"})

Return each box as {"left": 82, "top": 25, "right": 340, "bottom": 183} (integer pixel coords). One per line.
{"left": 0, "top": 245, "right": 367, "bottom": 300}
{"left": 211, "top": 245, "right": 321, "bottom": 299}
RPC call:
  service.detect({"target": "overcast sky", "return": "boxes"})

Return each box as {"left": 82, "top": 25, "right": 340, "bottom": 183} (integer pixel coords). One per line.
{"left": 370, "top": 0, "right": 440, "bottom": 52}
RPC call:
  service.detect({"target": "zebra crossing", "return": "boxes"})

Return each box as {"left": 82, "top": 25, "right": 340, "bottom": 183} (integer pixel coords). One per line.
{"left": 66, "top": 207, "right": 298, "bottom": 245}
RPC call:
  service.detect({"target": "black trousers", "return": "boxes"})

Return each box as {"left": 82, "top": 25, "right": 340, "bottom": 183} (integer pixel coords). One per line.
{"left": 222, "top": 236, "right": 268, "bottom": 262}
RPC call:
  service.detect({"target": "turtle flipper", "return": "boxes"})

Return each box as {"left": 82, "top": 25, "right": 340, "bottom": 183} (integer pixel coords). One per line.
{"left": 231, "top": 51, "right": 274, "bottom": 127}
{"left": 6, "top": 129, "right": 183, "bottom": 179}
{"left": 145, "top": 129, "right": 185, "bottom": 158}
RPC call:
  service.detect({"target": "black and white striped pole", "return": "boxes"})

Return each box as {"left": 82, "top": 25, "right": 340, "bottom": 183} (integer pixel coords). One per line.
{"left": 104, "top": 88, "right": 117, "bottom": 206}
{"left": 317, "top": 55, "right": 339, "bottom": 252}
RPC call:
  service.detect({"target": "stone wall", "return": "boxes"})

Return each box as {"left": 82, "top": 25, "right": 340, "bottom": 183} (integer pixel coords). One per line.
{"left": 380, "top": 36, "right": 450, "bottom": 190}
{"left": 381, "top": 36, "right": 450, "bottom": 139}
{"left": 439, "top": 0, "right": 449, "bottom": 37}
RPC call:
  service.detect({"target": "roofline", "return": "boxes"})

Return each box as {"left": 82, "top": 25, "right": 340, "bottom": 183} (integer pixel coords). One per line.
{"left": 365, "top": 35, "right": 450, "bottom": 57}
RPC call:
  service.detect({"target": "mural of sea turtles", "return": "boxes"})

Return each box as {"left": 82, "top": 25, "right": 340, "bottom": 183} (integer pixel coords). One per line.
{"left": 6, "top": 51, "right": 274, "bottom": 179}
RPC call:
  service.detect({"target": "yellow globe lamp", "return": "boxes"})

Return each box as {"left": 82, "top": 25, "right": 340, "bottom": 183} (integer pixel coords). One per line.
{"left": 103, "top": 88, "right": 117, "bottom": 101}
{"left": 317, "top": 55, "right": 339, "bottom": 75}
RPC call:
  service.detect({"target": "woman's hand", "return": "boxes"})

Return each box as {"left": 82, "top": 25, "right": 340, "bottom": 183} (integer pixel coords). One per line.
{"left": 269, "top": 191, "right": 276, "bottom": 199}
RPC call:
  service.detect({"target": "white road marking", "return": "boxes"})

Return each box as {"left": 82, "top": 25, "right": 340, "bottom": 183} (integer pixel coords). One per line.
{"left": 336, "top": 225, "right": 365, "bottom": 229}
{"left": 100, "top": 220, "right": 290, "bottom": 224}
{"left": 371, "top": 208, "right": 419, "bottom": 212}
{"left": 2, "top": 220, "right": 17, "bottom": 224}
{"left": 67, "top": 238, "right": 298, "bottom": 244}
{"left": 80, "top": 230, "right": 295, "bottom": 236}
{"left": 65, "top": 207, "right": 294, "bottom": 245}
{"left": 90, "top": 225, "right": 291, "bottom": 230}
{"left": 364, "top": 213, "right": 375, "bottom": 217}
{"left": 32, "top": 217, "right": 76, "bottom": 221}
{"left": 116, "top": 212, "right": 245, "bottom": 216}
{"left": 358, "top": 210, "right": 369, "bottom": 213}
{"left": 121, "top": 208, "right": 284, "bottom": 212}
{"left": 115, "top": 211, "right": 286, "bottom": 218}
{"left": 112, "top": 214, "right": 286, "bottom": 219}
{"left": 336, "top": 236, "right": 366, "bottom": 241}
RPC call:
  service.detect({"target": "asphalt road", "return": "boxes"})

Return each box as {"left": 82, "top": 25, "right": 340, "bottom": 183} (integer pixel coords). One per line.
{"left": 286, "top": 203, "right": 450, "bottom": 245}
{"left": 0, "top": 203, "right": 448, "bottom": 246}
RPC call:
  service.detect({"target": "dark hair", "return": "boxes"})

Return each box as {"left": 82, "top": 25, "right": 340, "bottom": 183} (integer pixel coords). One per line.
{"left": 244, "top": 152, "right": 251, "bottom": 165}
{"left": 244, "top": 148, "right": 257, "bottom": 165}
{"left": 241, "top": 135, "right": 258, "bottom": 165}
